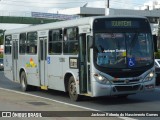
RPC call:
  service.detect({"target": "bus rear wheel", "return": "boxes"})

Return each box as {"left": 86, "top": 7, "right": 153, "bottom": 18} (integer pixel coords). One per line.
{"left": 20, "top": 71, "right": 30, "bottom": 91}
{"left": 68, "top": 76, "right": 80, "bottom": 101}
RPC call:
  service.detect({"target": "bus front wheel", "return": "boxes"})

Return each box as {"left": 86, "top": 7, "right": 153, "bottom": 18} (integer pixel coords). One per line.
{"left": 68, "top": 76, "right": 80, "bottom": 101}
{"left": 20, "top": 71, "right": 30, "bottom": 91}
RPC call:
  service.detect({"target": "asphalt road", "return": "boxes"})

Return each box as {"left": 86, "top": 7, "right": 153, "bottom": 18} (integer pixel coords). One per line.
{"left": 0, "top": 71, "right": 160, "bottom": 120}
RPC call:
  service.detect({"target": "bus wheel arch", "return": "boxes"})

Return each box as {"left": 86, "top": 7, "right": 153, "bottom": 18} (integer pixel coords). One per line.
{"left": 19, "top": 68, "right": 25, "bottom": 81}
{"left": 19, "top": 69, "right": 32, "bottom": 91}
{"left": 64, "top": 73, "right": 72, "bottom": 92}
{"left": 64, "top": 73, "right": 80, "bottom": 101}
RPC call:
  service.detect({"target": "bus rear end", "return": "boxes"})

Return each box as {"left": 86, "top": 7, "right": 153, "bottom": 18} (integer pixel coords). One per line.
{"left": 91, "top": 17, "right": 155, "bottom": 97}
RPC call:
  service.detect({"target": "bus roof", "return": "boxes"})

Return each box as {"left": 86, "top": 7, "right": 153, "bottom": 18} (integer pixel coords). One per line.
{"left": 5, "top": 15, "right": 147, "bottom": 35}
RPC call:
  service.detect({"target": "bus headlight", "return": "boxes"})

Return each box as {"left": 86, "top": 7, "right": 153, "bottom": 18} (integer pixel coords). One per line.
{"left": 143, "top": 71, "right": 154, "bottom": 82}
{"left": 94, "top": 74, "right": 110, "bottom": 84}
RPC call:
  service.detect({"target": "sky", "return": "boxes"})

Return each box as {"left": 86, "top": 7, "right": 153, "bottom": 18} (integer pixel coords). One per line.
{"left": 0, "top": 0, "right": 150, "bottom": 12}
{"left": 0, "top": 0, "right": 158, "bottom": 30}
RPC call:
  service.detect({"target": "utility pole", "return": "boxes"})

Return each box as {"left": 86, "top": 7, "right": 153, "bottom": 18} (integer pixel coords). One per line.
{"left": 105, "top": 0, "right": 110, "bottom": 15}
{"left": 106, "top": 0, "right": 109, "bottom": 8}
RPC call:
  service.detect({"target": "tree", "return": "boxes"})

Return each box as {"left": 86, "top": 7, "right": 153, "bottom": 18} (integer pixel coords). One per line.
{"left": 0, "top": 29, "right": 4, "bottom": 45}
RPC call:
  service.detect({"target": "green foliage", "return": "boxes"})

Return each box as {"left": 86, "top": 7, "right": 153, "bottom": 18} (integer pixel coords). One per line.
{"left": 0, "top": 54, "right": 3, "bottom": 58}
{"left": 0, "top": 29, "right": 4, "bottom": 45}
{"left": 0, "top": 35, "right": 3, "bottom": 45}
{"left": 155, "top": 50, "right": 160, "bottom": 59}
{"left": 0, "top": 31, "right": 4, "bottom": 59}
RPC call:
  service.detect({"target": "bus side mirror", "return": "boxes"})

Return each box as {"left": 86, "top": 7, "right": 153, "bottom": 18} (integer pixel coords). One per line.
{"left": 153, "top": 35, "right": 158, "bottom": 52}
{"left": 88, "top": 36, "right": 93, "bottom": 48}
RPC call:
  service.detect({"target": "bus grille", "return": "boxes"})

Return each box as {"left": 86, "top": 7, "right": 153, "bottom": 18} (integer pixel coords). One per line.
{"left": 115, "top": 85, "right": 140, "bottom": 92}
{"left": 112, "top": 79, "right": 140, "bottom": 84}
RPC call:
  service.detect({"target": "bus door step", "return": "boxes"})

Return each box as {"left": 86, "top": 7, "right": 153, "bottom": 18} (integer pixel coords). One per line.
{"left": 41, "top": 86, "right": 48, "bottom": 90}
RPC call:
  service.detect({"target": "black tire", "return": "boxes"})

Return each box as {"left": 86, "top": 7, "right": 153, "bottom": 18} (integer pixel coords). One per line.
{"left": 20, "top": 71, "right": 31, "bottom": 91}
{"left": 68, "top": 76, "right": 80, "bottom": 101}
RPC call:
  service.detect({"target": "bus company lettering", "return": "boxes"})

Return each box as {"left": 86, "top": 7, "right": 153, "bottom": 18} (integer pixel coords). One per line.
{"left": 112, "top": 21, "right": 131, "bottom": 27}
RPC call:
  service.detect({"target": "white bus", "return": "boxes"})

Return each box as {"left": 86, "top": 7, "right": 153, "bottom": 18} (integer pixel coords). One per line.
{"left": 4, "top": 16, "right": 155, "bottom": 101}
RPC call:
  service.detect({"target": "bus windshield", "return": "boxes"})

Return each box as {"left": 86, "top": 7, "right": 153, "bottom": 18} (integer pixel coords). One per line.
{"left": 94, "top": 32, "right": 153, "bottom": 68}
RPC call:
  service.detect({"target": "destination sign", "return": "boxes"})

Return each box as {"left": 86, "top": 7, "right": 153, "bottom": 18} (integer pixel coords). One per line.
{"left": 93, "top": 18, "right": 150, "bottom": 32}
{"left": 105, "top": 21, "right": 139, "bottom": 28}
{"left": 112, "top": 21, "right": 131, "bottom": 27}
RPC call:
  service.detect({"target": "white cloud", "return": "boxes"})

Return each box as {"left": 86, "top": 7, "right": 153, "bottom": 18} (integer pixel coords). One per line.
{"left": 0, "top": 0, "right": 51, "bottom": 12}
{"left": 135, "top": 0, "right": 160, "bottom": 10}
{"left": 0, "top": 0, "right": 149, "bottom": 12}
{"left": 59, "top": 0, "right": 136, "bottom": 9}
{"left": 0, "top": 0, "right": 85, "bottom": 12}
{"left": 0, "top": 0, "right": 157, "bottom": 12}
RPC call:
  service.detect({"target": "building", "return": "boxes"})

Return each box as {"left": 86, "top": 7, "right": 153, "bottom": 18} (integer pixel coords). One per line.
{"left": 138, "top": 0, "right": 160, "bottom": 10}
{"left": 58, "top": 7, "right": 104, "bottom": 17}
{"left": 59, "top": 7, "right": 160, "bottom": 35}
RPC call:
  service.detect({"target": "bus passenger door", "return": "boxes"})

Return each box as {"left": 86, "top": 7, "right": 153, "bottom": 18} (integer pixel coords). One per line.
{"left": 39, "top": 37, "right": 47, "bottom": 89}
{"left": 12, "top": 35, "right": 19, "bottom": 82}
{"left": 4, "top": 35, "right": 13, "bottom": 81}
{"left": 79, "top": 34, "right": 87, "bottom": 93}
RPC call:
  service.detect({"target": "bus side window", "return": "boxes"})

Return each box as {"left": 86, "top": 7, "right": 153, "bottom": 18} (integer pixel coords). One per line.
{"left": 27, "top": 32, "right": 37, "bottom": 54}
{"left": 63, "top": 27, "right": 78, "bottom": 54}
{"left": 5, "top": 35, "right": 12, "bottom": 54}
{"left": 19, "top": 33, "right": 26, "bottom": 54}
{"left": 48, "top": 29, "right": 62, "bottom": 55}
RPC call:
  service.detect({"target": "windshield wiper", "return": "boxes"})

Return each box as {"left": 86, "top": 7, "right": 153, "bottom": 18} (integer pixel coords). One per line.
{"left": 128, "top": 32, "right": 139, "bottom": 54}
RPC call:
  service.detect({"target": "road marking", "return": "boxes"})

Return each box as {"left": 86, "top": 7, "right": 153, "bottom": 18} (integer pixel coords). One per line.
{"left": 0, "top": 87, "right": 137, "bottom": 120}
{"left": 119, "top": 117, "right": 137, "bottom": 120}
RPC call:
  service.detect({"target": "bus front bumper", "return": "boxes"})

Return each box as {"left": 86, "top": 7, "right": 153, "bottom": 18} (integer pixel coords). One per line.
{"left": 92, "top": 79, "right": 155, "bottom": 97}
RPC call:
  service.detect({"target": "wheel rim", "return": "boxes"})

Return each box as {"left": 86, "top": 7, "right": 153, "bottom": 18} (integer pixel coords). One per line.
{"left": 21, "top": 75, "right": 26, "bottom": 89}
{"left": 69, "top": 81, "right": 77, "bottom": 96}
